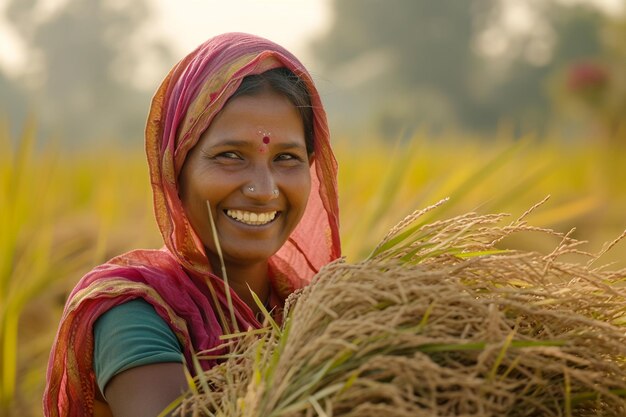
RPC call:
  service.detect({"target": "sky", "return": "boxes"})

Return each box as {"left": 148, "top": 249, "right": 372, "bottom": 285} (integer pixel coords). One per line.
{"left": 151, "top": 0, "right": 331, "bottom": 64}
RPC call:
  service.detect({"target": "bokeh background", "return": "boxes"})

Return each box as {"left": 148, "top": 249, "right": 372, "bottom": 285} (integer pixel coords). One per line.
{"left": 1, "top": 0, "right": 625, "bottom": 415}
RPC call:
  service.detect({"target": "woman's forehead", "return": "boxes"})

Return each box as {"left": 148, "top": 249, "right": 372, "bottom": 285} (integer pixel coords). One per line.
{"left": 197, "top": 91, "right": 306, "bottom": 149}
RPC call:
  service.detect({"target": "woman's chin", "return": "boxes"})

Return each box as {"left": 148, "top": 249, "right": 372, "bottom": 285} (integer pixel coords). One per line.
{"left": 207, "top": 244, "right": 280, "bottom": 269}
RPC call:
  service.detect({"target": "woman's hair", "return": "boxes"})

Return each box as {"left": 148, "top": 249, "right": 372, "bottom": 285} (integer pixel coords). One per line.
{"left": 229, "top": 68, "right": 314, "bottom": 155}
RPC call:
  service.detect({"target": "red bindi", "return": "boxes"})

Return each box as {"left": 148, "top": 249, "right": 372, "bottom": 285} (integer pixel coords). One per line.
{"left": 262, "top": 136, "right": 270, "bottom": 144}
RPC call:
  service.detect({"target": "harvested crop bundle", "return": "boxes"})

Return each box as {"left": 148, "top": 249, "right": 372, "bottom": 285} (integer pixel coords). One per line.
{"left": 172, "top": 200, "right": 626, "bottom": 417}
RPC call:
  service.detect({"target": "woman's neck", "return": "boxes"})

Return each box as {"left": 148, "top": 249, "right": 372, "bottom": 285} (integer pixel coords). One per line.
{"left": 208, "top": 257, "right": 270, "bottom": 313}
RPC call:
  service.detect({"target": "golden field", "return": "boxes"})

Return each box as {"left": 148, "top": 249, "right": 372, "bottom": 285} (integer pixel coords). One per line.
{"left": 1, "top": 124, "right": 625, "bottom": 416}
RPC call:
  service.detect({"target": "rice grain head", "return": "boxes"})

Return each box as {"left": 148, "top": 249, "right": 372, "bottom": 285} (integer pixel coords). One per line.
{"left": 174, "top": 201, "right": 626, "bottom": 417}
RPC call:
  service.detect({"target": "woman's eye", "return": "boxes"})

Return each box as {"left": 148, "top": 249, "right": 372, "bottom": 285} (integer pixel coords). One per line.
{"left": 275, "top": 153, "right": 303, "bottom": 162}
{"left": 217, "top": 151, "right": 241, "bottom": 160}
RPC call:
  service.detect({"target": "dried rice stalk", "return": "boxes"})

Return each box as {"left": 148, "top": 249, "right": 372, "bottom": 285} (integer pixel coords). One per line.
{"left": 173, "top": 200, "right": 626, "bottom": 417}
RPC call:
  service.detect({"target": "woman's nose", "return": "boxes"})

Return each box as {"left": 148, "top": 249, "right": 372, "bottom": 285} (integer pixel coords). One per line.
{"left": 242, "top": 167, "right": 279, "bottom": 201}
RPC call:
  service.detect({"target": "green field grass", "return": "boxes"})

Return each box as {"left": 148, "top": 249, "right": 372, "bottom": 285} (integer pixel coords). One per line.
{"left": 1, "top": 124, "right": 625, "bottom": 416}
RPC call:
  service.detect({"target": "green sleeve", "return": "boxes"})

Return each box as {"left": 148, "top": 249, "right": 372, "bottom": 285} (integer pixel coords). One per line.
{"left": 93, "top": 299, "right": 184, "bottom": 396}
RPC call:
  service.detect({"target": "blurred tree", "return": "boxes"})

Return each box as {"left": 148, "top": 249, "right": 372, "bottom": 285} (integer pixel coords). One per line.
{"left": 0, "top": 70, "right": 28, "bottom": 136}
{"left": 311, "top": 0, "right": 497, "bottom": 137}
{"left": 476, "top": 3, "right": 604, "bottom": 133}
{"left": 3, "top": 0, "right": 173, "bottom": 146}
{"left": 311, "top": 0, "right": 606, "bottom": 137}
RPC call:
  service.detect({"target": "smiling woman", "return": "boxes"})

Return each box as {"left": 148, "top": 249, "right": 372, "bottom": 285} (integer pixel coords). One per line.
{"left": 43, "top": 33, "right": 341, "bottom": 417}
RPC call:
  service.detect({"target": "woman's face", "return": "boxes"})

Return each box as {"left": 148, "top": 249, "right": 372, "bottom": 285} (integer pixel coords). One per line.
{"left": 179, "top": 89, "right": 312, "bottom": 266}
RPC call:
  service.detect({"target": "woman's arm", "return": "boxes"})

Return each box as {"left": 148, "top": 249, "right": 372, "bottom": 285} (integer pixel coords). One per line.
{"left": 104, "top": 362, "right": 188, "bottom": 417}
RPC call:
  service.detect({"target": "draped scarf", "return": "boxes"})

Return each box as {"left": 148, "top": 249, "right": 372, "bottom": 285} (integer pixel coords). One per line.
{"left": 43, "top": 32, "right": 341, "bottom": 417}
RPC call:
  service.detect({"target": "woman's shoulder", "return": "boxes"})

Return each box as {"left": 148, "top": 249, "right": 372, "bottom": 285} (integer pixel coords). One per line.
{"left": 59, "top": 248, "right": 200, "bottom": 348}
{"left": 95, "top": 298, "right": 170, "bottom": 323}
{"left": 93, "top": 298, "right": 183, "bottom": 349}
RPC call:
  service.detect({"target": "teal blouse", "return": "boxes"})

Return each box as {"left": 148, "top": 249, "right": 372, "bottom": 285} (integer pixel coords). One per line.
{"left": 92, "top": 299, "right": 184, "bottom": 396}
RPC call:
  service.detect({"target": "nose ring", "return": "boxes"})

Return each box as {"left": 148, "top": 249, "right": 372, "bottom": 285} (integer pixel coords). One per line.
{"left": 244, "top": 185, "right": 278, "bottom": 196}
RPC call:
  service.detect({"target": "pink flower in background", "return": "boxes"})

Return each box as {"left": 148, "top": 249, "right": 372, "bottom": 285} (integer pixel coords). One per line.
{"left": 567, "top": 61, "right": 609, "bottom": 93}
{"left": 563, "top": 60, "right": 625, "bottom": 139}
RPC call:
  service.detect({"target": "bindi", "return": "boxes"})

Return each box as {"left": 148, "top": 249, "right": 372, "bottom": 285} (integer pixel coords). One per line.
{"left": 258, "top": 130, "right": 271, "bottom": 153}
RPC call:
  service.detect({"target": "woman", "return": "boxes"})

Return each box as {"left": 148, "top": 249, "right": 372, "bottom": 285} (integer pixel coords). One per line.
{"left": 43, "top": 32, "right": 341, "bottom": 417}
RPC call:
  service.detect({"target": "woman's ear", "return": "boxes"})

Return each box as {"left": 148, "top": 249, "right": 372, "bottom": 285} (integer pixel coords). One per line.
{"left": 308, "top": 152, "right": 315, "bottom": 166}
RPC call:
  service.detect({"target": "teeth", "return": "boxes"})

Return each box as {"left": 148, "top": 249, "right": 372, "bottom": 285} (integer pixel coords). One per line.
{"left": 226, "top": 210, "right": 277, "bottom": 225}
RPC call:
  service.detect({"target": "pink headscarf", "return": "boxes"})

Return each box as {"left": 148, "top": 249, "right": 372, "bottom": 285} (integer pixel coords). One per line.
{"left": 44, "top": 33, "right": 340, "bottom": 417}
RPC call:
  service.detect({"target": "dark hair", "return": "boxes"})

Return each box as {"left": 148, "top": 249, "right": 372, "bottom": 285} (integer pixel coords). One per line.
{"left": 229, "top": 68, "right": 314, "bottom": 155}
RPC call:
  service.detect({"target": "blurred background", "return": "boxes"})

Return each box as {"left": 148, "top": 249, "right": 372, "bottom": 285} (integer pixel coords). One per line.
{"left": 2, "top": 0, "right": 626, "bottom": 143}
{"left": 1, "top": 0, "right": 625, "bottom": 415}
